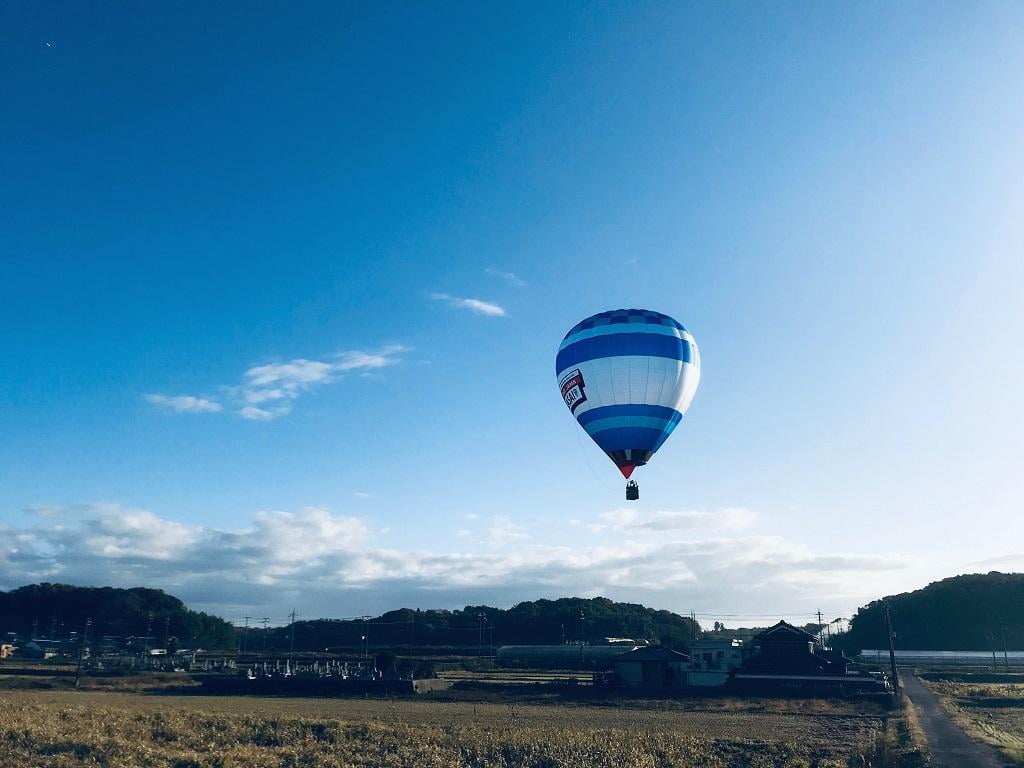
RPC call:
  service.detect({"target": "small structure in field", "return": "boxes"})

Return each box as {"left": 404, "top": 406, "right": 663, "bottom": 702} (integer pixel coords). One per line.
{"left": 613, "top": 646, "right": 690, "bottom": 688}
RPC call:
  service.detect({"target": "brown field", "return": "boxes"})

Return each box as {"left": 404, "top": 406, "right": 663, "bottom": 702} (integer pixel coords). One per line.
{"left": 0, "top": 688, "right": 922, "bottom": 768}
{"left": 921, "top": 676, "right": 1024, "bottom": 765}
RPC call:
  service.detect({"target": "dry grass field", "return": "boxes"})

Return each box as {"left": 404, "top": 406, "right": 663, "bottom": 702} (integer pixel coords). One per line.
{"left": 0, "top": 688, "right": 920, "bottom": 768}
{"left": 922, "top": 676, "right": 1024, "bottom": 765}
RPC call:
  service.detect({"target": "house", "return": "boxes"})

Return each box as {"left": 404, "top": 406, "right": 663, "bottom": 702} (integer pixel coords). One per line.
{"left": 0, "top": 643, "right": 15, "bottom": 659}
{"left": 734, "top": 621, "right": 886, "bottom": 694}
{"left": 741, "top": 621, "right": 846, "bottom": 675}
{"left": 613, "top": 646, "right": 689, "bottom": 688}
{"left": 686, "top": 638, "right": 743, "bottom": 687}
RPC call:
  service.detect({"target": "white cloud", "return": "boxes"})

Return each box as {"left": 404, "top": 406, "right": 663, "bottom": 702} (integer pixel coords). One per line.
{"left": 147, "top": 346, "right": 408, "bottom": 421}
{"left": 336, "top": 345, "right": 408, "bottom": 371}
{"left": 487, "top": 518, "right": 530, "bottom": 545}
{"left": 144, "top": 394, "right": 222, "bottom": 413}
{"left": 585, "top": 507, "right": 758, "bottom": 534}
{"left": 430, "top": 292, "right": 507, "bottom": 317}
{"left": 485, "top": 268, "right": 527, "bottom": 288}
{"left": 0, "top": 503, "right": 908, "bottom": 619}
{"left": 244, "top": 359, "right": 334, "bottom": 388}
{"left": 635, "top": 507, "right": 758, "bottom": 532}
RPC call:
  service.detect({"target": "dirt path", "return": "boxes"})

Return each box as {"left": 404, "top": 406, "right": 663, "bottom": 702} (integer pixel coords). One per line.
{"left": 901, "top": 672, "right": 1005, "bottom": 767}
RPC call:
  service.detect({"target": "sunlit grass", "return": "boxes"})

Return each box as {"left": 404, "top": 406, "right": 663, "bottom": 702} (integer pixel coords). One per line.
{"left": 0, "top": 690, "right": 916, "bottom": 768}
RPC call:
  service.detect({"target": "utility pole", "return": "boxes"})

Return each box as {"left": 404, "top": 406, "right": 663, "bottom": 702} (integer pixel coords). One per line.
{"left": 289, "top": 610, "right": 297, "bottom": 656}
{"left": 74, "top": 617, "right": 91, "bottom": 689}
{"left": 242, "top": 617, "right": 251, "bottom": 655}
{"left": 362, "top": 616, "right": 369, "bottom": 659}
{"left": 817, "top": 610, "right": 824, "bottom": 649}
{"left": 1003, "top": 627, "right": 1010, "bottom": 670}
{"left": 478, "top": 613, "right": 485, "bottom": 657}
{"left": 163, "top": 616, "right": 170, "bottom": 649}
{"left": 409, "top": 613, "right": 415, "bottom": 648}
{"left": 579, "top": 610, "right": 585, "bottom": 663}
{"left": 260, "top": 618, "right": 270, "bottom": 656}
{"left": 884, "top": 601, "right": 900, "bottom": 696}
{"left": 144, "top": 612, "right": 153, "bottom": 656}
{"left": 31, "top": 619, "right": 38, "bottom": 640}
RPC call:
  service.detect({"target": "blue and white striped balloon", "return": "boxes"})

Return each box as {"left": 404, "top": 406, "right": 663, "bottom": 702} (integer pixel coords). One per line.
{"left": 556, "top": 309, "right": 700, "bottom": 479}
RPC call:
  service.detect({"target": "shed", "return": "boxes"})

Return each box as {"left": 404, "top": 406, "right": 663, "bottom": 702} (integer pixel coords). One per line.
{"left": 614, "top": 646, "right": 689, "bottom": 688}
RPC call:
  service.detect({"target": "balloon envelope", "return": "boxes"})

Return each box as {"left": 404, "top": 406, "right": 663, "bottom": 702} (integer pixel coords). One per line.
{"left": 556, "top": 309, "right": 700, "bottom": 478}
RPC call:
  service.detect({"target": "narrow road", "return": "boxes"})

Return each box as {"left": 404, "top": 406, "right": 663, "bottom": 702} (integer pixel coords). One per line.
{"left": 901, "top": 672, "right": 1005, "bottom": 768}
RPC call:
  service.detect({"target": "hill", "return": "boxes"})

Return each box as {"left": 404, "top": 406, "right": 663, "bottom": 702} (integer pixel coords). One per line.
{"left": 837, "top": 572, "right": 1024, "bottom": 652}
{"left": 0, "top": 587, "right": 701, "bottom": 654}
{"left": 262, "top": 596, "right": 702, "bottom": 654}
{"left": 0, "top": 583, "right": 236, "bottom": 650}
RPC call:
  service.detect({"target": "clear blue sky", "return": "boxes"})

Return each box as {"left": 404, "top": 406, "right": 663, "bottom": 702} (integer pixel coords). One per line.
{"left": 2, "top": 2, "right": 1022, "bottom": 626}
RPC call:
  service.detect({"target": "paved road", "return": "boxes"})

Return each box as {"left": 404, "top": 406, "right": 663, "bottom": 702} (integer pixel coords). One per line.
{"left": 901, "top": 672, "right": 1005, "bottom": 768}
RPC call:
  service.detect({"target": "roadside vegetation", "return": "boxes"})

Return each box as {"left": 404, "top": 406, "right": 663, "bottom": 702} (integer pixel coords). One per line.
{"left": 921, "top": 673, "right": 1024, "bottom": 765}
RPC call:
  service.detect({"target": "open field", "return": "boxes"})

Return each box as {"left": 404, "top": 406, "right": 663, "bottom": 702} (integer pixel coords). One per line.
{"left": 0, "top": 688, "right": 920, "bottom": 767}
{"left": 920, "top": 674, "right": 1024, "bottom": 765}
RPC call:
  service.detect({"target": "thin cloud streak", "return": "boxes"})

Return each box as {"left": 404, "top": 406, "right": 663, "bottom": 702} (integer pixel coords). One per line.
{"left": 145, "top": 346, "right": 409, "bottom": 421}
{"left": 430, "top": 292, "right": 507, "bottom": 317}
{"left": 144, "top": 394, "right": 223, "bottom": 413}
{"left": 485, "top": 268, "right": 527, "bottom": 288}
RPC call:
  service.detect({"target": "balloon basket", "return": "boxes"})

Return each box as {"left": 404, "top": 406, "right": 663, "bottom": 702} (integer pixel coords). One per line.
{"left": 625, "top": 480, "right": 639, "bottom": 501}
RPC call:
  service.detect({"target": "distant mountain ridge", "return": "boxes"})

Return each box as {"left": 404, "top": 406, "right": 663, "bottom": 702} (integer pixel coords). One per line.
{"left": 837, "top": 572, "right": 1024, "bottom": 652}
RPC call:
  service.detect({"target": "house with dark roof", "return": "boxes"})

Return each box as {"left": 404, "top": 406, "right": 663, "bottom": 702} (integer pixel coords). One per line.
{"left": 613, "top": 646, "right": 690, "bottom": 688}
{"left": 734, "top": 621, "right": 887, "bottom": 694}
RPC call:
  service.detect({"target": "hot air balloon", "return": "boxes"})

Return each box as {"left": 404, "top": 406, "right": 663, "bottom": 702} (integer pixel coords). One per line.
{"left": 556, "top": 309, "right": 700, "bottom": 500}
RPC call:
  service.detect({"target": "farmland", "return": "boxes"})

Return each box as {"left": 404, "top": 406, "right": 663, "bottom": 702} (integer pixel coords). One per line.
{"left": 921, "top": 673, "right": 1024, "bottom": 765}
{"left": 0, "top": 688, "right": 920, "bottom": 768}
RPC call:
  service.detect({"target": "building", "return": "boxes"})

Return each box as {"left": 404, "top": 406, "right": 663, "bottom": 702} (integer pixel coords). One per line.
{"left": 613, "top": 646, "right": 690, "bottom": 688}
{"left": 734, "top": 621, "right": 887, "bottom": 694}
{"left": 19, "top": 641, "right": 60, "bottom": 659}
{"left": 0, "top": 643, "right": 15, "bottom": 659}
{"left": 686, "top": 639, "right": 743, "bottom": 687}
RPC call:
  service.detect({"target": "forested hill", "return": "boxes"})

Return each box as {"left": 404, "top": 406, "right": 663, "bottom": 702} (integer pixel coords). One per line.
{"left": 0, "top": 584, "right": 236, "bottom": 649}
{"left": 838, "top": 572, "right": 1024, "bottom": 652}
{"left": 266, "top": 597, "right": 702, "bottom": 653}
{"left": 1, "top": 588, "right": 700, "bottom": 653}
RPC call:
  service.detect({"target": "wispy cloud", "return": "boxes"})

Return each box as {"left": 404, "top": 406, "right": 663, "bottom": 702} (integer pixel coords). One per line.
{"left": 634, "top": 507, "right": 758, "bottom": 532}
{"left": 485, "top": 268, "right": 526, "bottom": 288}
{"left": 584, "top": 507, "right": 757, "bottom": 534}
{"left": 144, "top": 394, "right": 223, "bottom": 414}
{"left": 146, "top": 346, "right": 408, "bottom": 421}
{"left": 430, "top": 293, "right": 507, "bottom": 317}
{"left": 0, "top": 503, "right": 907, "bottom": 618}
{"left": 487, "top": 517, "right": 530, "bottom": 545}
